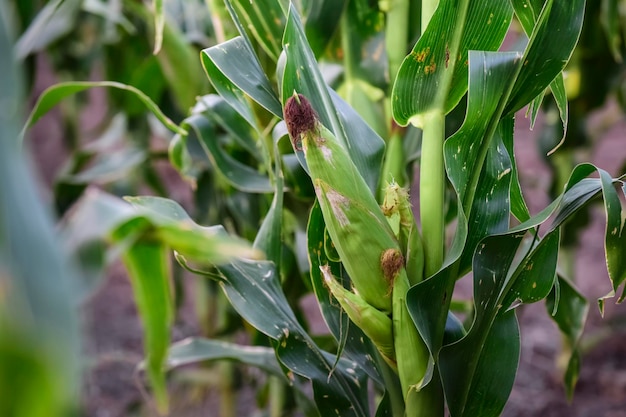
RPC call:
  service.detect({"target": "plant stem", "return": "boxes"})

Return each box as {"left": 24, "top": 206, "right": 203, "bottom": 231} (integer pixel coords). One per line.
{"left": 340, "top": 13, "right": 356, "bottom": 81}
{"left": 269, "top": 375, "right": 286, "bottom": 417}
{"left": 375, "top": 350, "right": 405, "bottom": 417}
{"left": 420, "top": 110, "right": 446, "bottom": 277}
{"left": 385, "top": 0, "right": 410, "bottom": 87}
{"left": 205, "top": 0, "right": 228, "bottom": 44}
{"left": 219, "top": 361, "right": 236, "bottom": 417}
{"left": 421, "top": 0, "right": 439, "bottom": 31}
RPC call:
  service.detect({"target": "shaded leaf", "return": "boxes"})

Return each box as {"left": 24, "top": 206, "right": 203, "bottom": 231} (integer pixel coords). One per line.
{"left": 192, "top": 259, "right": 372, "bottom": 417}
{"left": 503, "top": 230, "right": 560, "bottom": 308}
{"left": 439, "top": 310, "right": 520, "bottom": 417}
{"left": 0, "top": 14, "right": 80, "bottom": 415}
{"left": 183, "top": 113, "right": 273, "bottom": 193}
{"left": 304, "top": 0, "right": 347, "bottom": 57}
{"left": 167, "top": 338, "right": 284, "bottom": 376}
{"left": 546, "top": 276, "right": 588, "bottom": 398}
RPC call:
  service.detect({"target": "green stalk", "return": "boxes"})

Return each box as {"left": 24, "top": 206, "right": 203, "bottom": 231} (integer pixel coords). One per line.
{"left": 421, "top": 0, "right": 439, "bottom": 30}
{"left": 269, "top": 376, "right": 286, "bottom": 417}
{"left": 417, "top": 0, "right": 462, "bottom": 278}
{"left": 384, "top": 0, "right": 410, "bottom": 86}
{"left": 375, "top": 351, "right": 405, "bottom": 417}
{"left": 420, "top": 110, "right": 446, "bottom": 277}
{"left": 340, "top": 14, "right": 356, "bottom": 82}
{"left": 219, "top": 361, "right": 236, "bottom": 417}
{"left": 380, "top": 0, "right": 410, "bottom": 197}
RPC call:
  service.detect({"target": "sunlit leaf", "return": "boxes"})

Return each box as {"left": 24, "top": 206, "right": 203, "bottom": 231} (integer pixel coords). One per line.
{"left": 201, "top": 37, "right": 283, "bottom": 120}
{"left": 152, "top": 0, "right": 164, "bottom": 54}
{"left": 230, "top": 0, "right": 285, "bottom": 61}
{"left": 23, "top": 81, "right": 187, "bottom": 138}
{"left": 115, "top": 237, "right": 172, "bottom": 413}
{"left": 505, "top": 0, "right": 585, "bottom": 115}
{"left": 392, "top": 0, "right": 513, "bottom": 126}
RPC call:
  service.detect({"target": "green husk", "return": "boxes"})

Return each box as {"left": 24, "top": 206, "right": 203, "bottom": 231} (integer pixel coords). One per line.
{"left": 320, "top": 265, "right": 396, "bottom": 368}
{"left": 285, "top": 93, "right": 401, "bottom": 313}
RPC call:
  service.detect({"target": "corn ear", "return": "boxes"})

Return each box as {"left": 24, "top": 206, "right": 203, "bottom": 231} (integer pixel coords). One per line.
{"left": 320, "top": 265, "right": 396, "bottom": 368}
{"left": 382, "top": 182, "right": 425, "bottom": 285}
{"left": 285, "top": 93, "right": 400, "bottom": 313}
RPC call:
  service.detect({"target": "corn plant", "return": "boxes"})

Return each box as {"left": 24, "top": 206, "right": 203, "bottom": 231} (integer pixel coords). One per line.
{"left": 12, "top": 0, "right": 626, "bottom": 417}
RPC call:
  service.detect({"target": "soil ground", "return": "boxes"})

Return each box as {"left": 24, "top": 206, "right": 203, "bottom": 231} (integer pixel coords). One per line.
{"left": 27, "top": 55, "right": 626, "bottom": 417}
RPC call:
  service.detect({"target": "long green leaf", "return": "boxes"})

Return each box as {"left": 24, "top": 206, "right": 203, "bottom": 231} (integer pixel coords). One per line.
{"left": 167, "top": 338, "right": 284, "bottom": 376}
{"left": 439, "top": 310, "right": 520, "bottom": 417}
{"left": 510, "top": 0, "right": 572, "bottom": 143}
{"left": 116, "top": 238, "right": 172, "bottom": 414}
{"left": 194, "top": 259, "right": 372, "bottom": 417}
{"left": 505, "top": 0, "right": 585, "bottom": 115}
{"left": 599, "top": 169, "right": 626, "bottom": 302}
{"left": 23, "top": 81, "right": 187, "bottom": 138}
{"left": 14, "top": 0, "right": 81, "bottom": 58}
{"left": 392, "top": 0, "right": 513, "bottom": 126}
{"left": 546, "top": 275, "right": 589, "bottom": 398}
{"left": 230, "top": 0, "right": 285, "bottom": 61}
{"left": 183, "top": 113, "right": 273, "bottom": 193}
{"left": 304, "top": 0, "right": 347, "bottom": 57}
{"left": 201, "top": 37, "right": 283, "bottom": 120}
{"left": 408, "top": 51, "right": 520, "bottom": 362}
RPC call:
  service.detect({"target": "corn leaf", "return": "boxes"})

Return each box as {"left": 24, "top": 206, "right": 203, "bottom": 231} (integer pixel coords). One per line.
{"left": 505, "top": 0, "right": 585, "bottom": 115}
{"left": 182, "top": 113, "right": 273, "bottom": 193}
{"left": 392, "top": 0, "right": 513, "bottom": 126}
{"left": 114, "top": 236, "right": 172, "bottom": 413}
{"left": 229, "top": 0, "right": 285, "bottom": 61}
{"left": 179, "top": 258, "right": 372, "bottom": 417}
{"left": 23, "top": 81, "right": 186, "bottom": 138}
{"left": 1, "top": 12, "right": 80, "bottom": 416}
{"left": 201, "top": 36, "right": 283, "bottom": 120}
{"left": 302, "top": 0, "right": 347, "bottom": 57}
{"left": 167, "top": 338, "right": 285, "bottom": 376}
{"left": 407, "top": 51, "right": 521, "bottom": 363}
{"left": 546, "top": 276, "right": 589, "bottom": 399}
